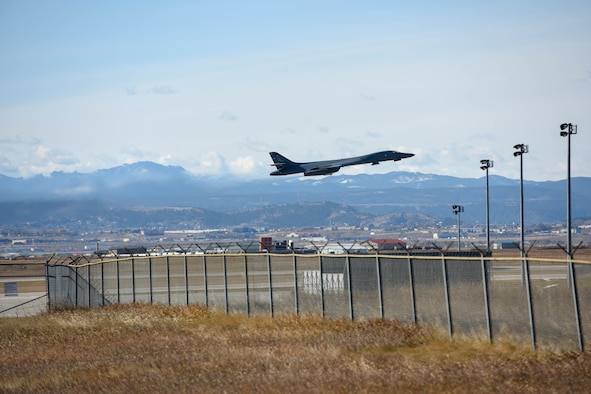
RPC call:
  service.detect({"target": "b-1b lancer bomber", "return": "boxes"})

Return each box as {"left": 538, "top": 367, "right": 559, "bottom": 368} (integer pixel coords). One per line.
{"left": 269, "top": 150, "right": 414, "bottom": 176}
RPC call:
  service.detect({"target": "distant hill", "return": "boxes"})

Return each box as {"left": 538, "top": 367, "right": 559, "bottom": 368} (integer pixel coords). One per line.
{"left": 1, "top": 161, "right": 590, "bottom": 229}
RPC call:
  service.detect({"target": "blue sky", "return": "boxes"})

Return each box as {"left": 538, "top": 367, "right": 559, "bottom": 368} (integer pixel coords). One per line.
{"left": 1, "top": 1, "right": 590, "bottom": 180}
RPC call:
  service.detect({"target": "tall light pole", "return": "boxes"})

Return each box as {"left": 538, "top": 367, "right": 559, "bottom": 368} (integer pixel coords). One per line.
{"left": 452, "top": 204, "right": 464, "bottom": 252}
{"left": 480, "top": 159, "right": 493, "bottom": 251}
{"left": 560, "top": 123, "right": 577, "bottom": 262}
{"left": 514, "top": 143, "right": 536, "bottom": 351}
{"left": 560, "top": 122, "right": 584, "bottom": 352}
{"left": 513, "top": 144, "right": 528, "bottom": 280}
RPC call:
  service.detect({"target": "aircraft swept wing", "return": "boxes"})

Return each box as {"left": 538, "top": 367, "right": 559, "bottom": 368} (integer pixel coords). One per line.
{"left": 269, "top": 150, "right": 414, "bottom": 176}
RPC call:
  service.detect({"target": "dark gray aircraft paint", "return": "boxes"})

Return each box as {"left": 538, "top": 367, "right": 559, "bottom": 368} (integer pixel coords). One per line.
{"left": 269, "top": 150, "right": 414, "bottom": 176}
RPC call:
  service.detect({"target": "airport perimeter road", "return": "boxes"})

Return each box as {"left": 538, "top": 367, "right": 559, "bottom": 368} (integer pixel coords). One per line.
{"left": 0, "top": 275, "right": 48, "bottom": 317}
{"left": 0, "top": 292, "right": 47, "bottom": 317}
{"left": 490, "top": 263, "right": 567, "bottom": 281}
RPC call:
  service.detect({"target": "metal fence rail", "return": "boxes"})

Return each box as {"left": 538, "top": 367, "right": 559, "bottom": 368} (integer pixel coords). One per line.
{"left": 46, "top": 253, "right": 591, "bottom": 352}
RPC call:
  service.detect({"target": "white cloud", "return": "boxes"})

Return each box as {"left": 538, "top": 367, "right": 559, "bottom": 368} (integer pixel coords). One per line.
{"left": 198, "top": 151, "right": 226, "bottom": 173}
{"left": 360, "top": 93, "right": 376, "bottom": 101}
{"left": 156, "top": 154, "right": 173, "bottom": 165}
{"left": 365, "top": 131, "right": 382, "bottom": 138}
{"left": 123, "top": 86, "right": 138, "bottom": 96}
{"left": 219, "top": 111, "right": 238, "bottom": 122}
{"left": 119, "top": 146, "right": 156, "bottom": 163}
{"left": 12, "top": 145, "right": 82, "bottom": 177}
{"left": 32, "top": 145, "right": 50, "bottom": 161}
{"left": 0, "top": 133, "right": 42, "bottom": 145}
{"left": 151, "top": 85, "right": 176, "bottom": 95}
{"left": 229, "top": 156, "right": 255, "bottom": 174}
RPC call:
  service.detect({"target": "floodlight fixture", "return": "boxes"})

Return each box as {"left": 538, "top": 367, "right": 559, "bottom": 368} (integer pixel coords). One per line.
{"left": 560, "top": 122, "right": 577, "bottom": 135}
{"left": 513, "top": 144, "right": 528, "bottom": 157}
{"left": 480, "top": 159, "right": 493, "bottom": 171}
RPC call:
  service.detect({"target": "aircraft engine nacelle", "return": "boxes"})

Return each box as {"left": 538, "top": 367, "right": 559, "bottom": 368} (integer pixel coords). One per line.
{"left": 304, "top": 167, "right": 340, "bottom": 176}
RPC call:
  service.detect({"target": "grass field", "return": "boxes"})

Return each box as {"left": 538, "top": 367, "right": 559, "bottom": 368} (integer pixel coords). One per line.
{"left": 2, "top": 249, "right": 591, "bottom": 392}
{"left": 1, "top": 303, "right": 591, "bottom": 393}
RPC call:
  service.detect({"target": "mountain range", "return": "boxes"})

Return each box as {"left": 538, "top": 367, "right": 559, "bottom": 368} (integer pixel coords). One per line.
{"left": 1, "top": 161, "right": 590, "bottom": 230}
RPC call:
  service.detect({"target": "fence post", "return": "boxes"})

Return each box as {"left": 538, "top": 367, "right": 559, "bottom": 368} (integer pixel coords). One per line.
{"left": 345, "top": 252, "right": 354, "bottom": 320}
{"left": 244, "top": 253, "right": 250, "bottom": 316}
{"left": 116, "top": 259, "right": 120, "bottom": 304}
{"left": 523, "top": 256, "right": 536, "bottom": 350}
{"left": 375, "top": 254, "right": 384, "bottom": 319}
{"left": 101, "top": 260, "right": 105, "bottom": 306}
{"left": 149, "top": 257, "right": 153, "bottom": 304}
{"left": 480, "top": 252, "right": 492, "bottom": 344}
{"left": 407, "top": 252, "right": 417, "bottom": 324}
{"left": 267, "top": 252, "right": 274, "bottom": 317}
{"left": 203, "top": 254, "right": 209, "bottom": 308}
{"left": 293, "top": 251, "right": 299, "bottom": 316}
{"left": 570, "top": 262, "right": 584, "bottom": 352}
{"left": 87, "top": 264, "right": 92, "bottom": 307}
{"left": 184, "top": 254, "right": 189, "bottom": 305}
{"left": 166, "top": 255, "right": 171, "bottom": 305}
{"left": 132, "top": 257, "right": 136, "bottom": 304}
{"left": 319, "top": 253, "right": 325, "bottom": 318}
{"left": 223, "top": 252, "right": 228, "bottom": 313}
{"left": 441, "top": 252, "right": 453, "bottom": 340}
{"left": 45, "top": 260, "right": 51, "bottom": 311}
{"left": 75, "top": 265, "right": 79, "bottom": 309}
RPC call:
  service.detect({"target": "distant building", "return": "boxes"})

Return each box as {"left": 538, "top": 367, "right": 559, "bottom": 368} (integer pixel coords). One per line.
{"left": 274, "top": 240, "right": 290, "bottom": 252}
{"left": 368, "top": 239, "right": 406, "bottom": 252}
{"left": 433, "top": 232, "right": 459, "bottom": 239}
{"left": 109, "top": 246, "right": 148, "bottom": 256}
{"left": 259, "top": 236, "right": 273, "bottom": 252}
{"left": 493, "top": 240, "right": 519, "bottom": 250}
{"left": 321, "top": 242, "right": 367, "bottom": 254}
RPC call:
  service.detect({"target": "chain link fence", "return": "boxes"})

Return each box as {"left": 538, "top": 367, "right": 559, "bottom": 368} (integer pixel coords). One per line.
{"left": 46, "top": 251, "right": 591, "bottom": 352}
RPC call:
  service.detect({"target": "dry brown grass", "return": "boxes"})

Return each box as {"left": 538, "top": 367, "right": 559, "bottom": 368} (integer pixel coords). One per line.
{"left": 1, "top": 304, "right": 591, "bottom": 393}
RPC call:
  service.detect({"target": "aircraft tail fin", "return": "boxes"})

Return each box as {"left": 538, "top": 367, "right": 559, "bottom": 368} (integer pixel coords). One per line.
{"left": 269, "top": 152, "right": 295, "bottom": 167}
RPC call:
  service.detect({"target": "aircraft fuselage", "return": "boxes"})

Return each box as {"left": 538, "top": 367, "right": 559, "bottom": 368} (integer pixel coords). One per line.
{"left": 269, "top": 150, "right": 414, "bottom": 176}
